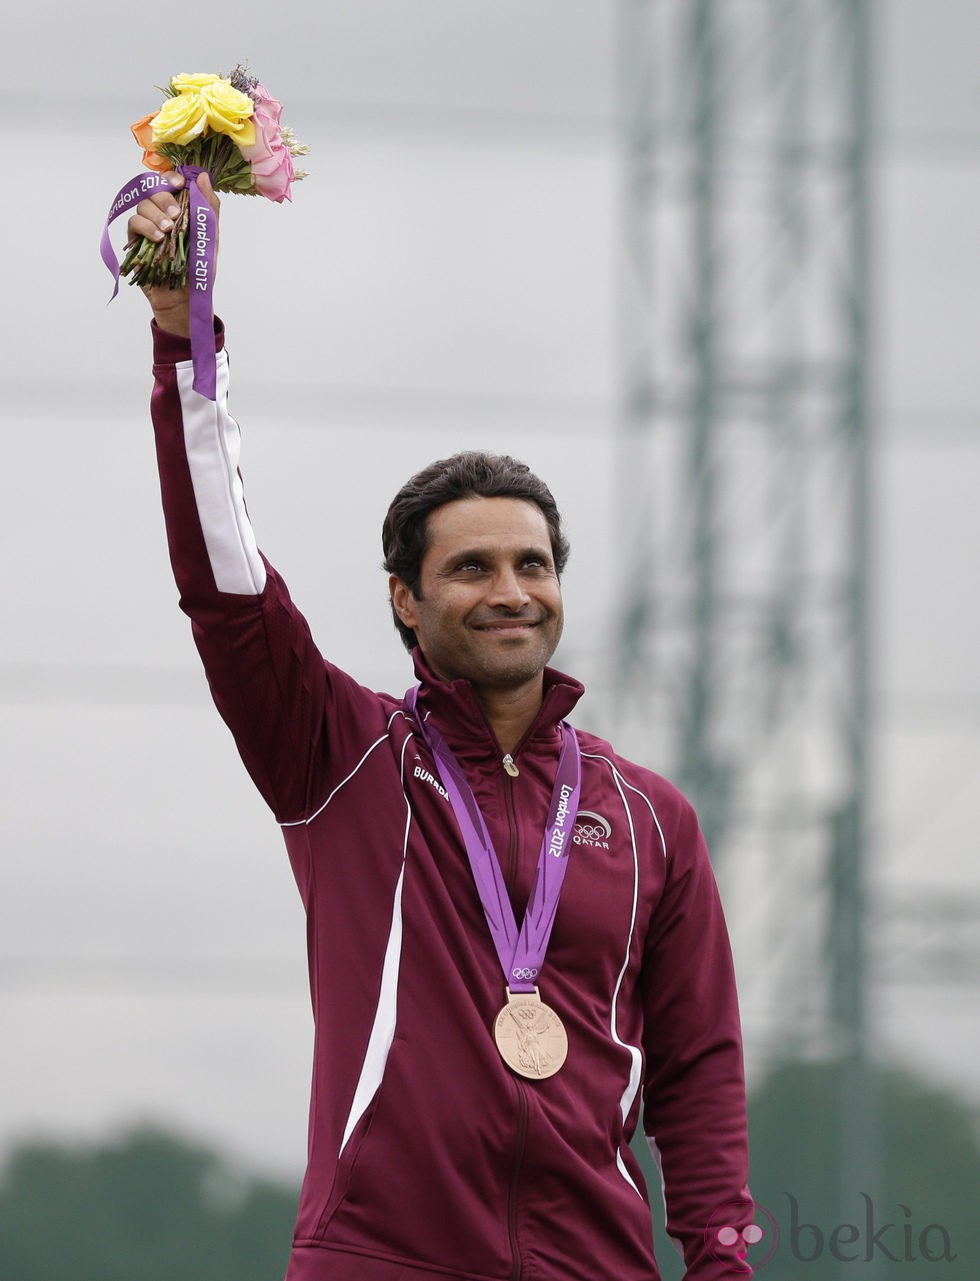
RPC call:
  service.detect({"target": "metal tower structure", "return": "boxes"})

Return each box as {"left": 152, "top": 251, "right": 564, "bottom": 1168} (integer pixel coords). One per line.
{"left": 613, "top": 0, "right": 877, "bottom": 1245}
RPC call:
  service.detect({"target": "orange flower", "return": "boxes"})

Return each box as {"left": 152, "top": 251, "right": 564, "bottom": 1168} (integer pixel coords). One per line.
{"left": 131, "top": 113, "right": 173, "bottom": 174}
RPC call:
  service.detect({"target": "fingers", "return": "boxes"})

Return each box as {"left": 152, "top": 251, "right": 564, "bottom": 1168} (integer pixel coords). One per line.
{"left": 126, "top": 172, "right": 221, "bottom": 243}
{"left": 127, "top": 179, "right": 184, "bottom": 244}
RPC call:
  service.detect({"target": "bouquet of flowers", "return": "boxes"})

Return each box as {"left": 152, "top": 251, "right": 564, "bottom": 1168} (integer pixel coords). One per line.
{"left": 120, "top": 66, "right": 309, "bottom": 290}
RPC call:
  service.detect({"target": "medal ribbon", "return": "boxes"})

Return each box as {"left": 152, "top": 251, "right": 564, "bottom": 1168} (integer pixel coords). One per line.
{"left": 405, "top": 686, "right": 581, "bottom": 994}
{"left": 101, "top": 165, "right": 218, "bottom": 400}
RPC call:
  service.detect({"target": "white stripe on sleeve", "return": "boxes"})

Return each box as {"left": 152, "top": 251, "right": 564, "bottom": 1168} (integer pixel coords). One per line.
{"left": 176, "top": 353, "right": 267, "bottom": 595}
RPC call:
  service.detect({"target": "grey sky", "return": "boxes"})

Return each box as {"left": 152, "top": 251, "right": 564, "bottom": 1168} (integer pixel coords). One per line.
{"left": 2, "top": 0, "right": 978, "bottom": 1176}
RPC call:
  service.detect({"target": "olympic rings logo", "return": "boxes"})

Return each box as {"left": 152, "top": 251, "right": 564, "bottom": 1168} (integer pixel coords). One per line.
{"left": 511, "top": 967, "right": 539, "bottom": 981}
{"left": 573, "top": 811, "right": 613, "bottom": 847}
{"left": 576, "top": 821, "right": 608, "bottom": 840}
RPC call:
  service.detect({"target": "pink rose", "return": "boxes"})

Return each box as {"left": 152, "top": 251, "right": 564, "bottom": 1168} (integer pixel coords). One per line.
{"left": 238, "top": 82, "right": 295, "bottom": 203}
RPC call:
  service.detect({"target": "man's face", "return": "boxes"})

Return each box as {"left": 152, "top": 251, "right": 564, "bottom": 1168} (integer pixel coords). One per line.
{"left": 390, "top": 496, "right": 564, "bottom": 693}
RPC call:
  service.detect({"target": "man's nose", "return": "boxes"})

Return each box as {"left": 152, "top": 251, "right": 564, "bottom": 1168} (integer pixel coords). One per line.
{"left": 486, "top": 566, "right": 530, "bottom": 610}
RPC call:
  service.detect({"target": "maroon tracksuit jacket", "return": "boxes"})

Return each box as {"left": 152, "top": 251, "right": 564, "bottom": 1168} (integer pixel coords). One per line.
{"left": 148, "top": 322, "right": 753, "bottom": 1279}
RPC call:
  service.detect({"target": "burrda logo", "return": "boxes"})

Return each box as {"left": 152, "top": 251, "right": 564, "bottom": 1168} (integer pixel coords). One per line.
{"left": 573, "top": 811, "right": 612, "bottom": 850}
{"left": 412, "top": 758, "right": 449, "bottom": 802}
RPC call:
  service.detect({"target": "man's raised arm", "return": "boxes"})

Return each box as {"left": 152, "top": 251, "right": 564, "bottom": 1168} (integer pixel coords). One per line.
{"left": 125, "top": 176, "right": 373, "bottom": 827}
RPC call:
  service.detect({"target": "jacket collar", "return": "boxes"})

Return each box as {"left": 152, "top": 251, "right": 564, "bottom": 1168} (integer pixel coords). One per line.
{"left": 408, "top": 649, "right": 584, "bottom": 764}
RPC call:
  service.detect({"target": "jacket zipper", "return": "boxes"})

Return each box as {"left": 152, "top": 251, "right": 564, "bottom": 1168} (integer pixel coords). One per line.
{"left": 508, "top": 1081, "right": 528, "bottom": 1281}
{"left": 503, "top": 759, "right": 525, "bottom": 1280}
{"left": 502, "top": 761, "right": 522, "bottom": 905}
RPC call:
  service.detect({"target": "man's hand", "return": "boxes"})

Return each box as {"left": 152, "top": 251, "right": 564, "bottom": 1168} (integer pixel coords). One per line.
{"left": 126, "top": 172, "right": 220, "bottom": 337}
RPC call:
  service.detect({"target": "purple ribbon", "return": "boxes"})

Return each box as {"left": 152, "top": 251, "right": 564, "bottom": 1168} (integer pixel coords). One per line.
{"left": 405, "top": 686, "right": 581, "bottom": 994}
{"left": 101, "top": 165, "right": 218, "bottom": 400}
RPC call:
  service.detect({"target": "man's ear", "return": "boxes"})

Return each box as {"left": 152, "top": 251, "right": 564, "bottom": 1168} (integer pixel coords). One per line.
{"left": 389, "top": 575, "right": 420, "bottom": 629}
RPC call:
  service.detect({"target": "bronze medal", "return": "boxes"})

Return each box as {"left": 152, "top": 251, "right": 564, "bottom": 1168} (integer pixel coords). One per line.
{"left": 493, "top": 988, "right": 568, "bottom": 1080}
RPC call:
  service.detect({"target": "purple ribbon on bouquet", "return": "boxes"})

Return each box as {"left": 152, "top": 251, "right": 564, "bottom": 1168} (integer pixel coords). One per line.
{"left": 101, "top": 165, "right": 218, "bottom": 400}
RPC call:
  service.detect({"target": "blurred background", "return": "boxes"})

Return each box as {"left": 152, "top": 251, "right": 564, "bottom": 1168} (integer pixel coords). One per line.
{"left": 2, "top": 1, "right": 978, "bottom": 1276}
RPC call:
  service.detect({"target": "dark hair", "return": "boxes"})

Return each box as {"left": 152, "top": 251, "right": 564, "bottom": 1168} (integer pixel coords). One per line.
{"left": 382, "top": 450, "right": 570, "bottom": 651}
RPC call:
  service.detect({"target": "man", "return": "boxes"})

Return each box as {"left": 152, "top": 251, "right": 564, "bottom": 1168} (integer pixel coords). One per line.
{"left": 127, "top": 174, "right": 753, "bottom": 1280}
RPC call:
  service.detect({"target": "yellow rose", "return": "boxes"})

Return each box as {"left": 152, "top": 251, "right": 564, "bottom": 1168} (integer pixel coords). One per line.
{"left": 171, "top": 72, "right": 223, "bottom": 94}
{"left": 200, "top": 80, "right": 256, "bottom": 146}
{"left": 151, "top": 92, "right": 208, "bottom": 146}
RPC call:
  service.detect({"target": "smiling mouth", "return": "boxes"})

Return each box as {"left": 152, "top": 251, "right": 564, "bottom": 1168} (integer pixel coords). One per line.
{"left": 472, "top": 619, "right": 541, "bottom": 635}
